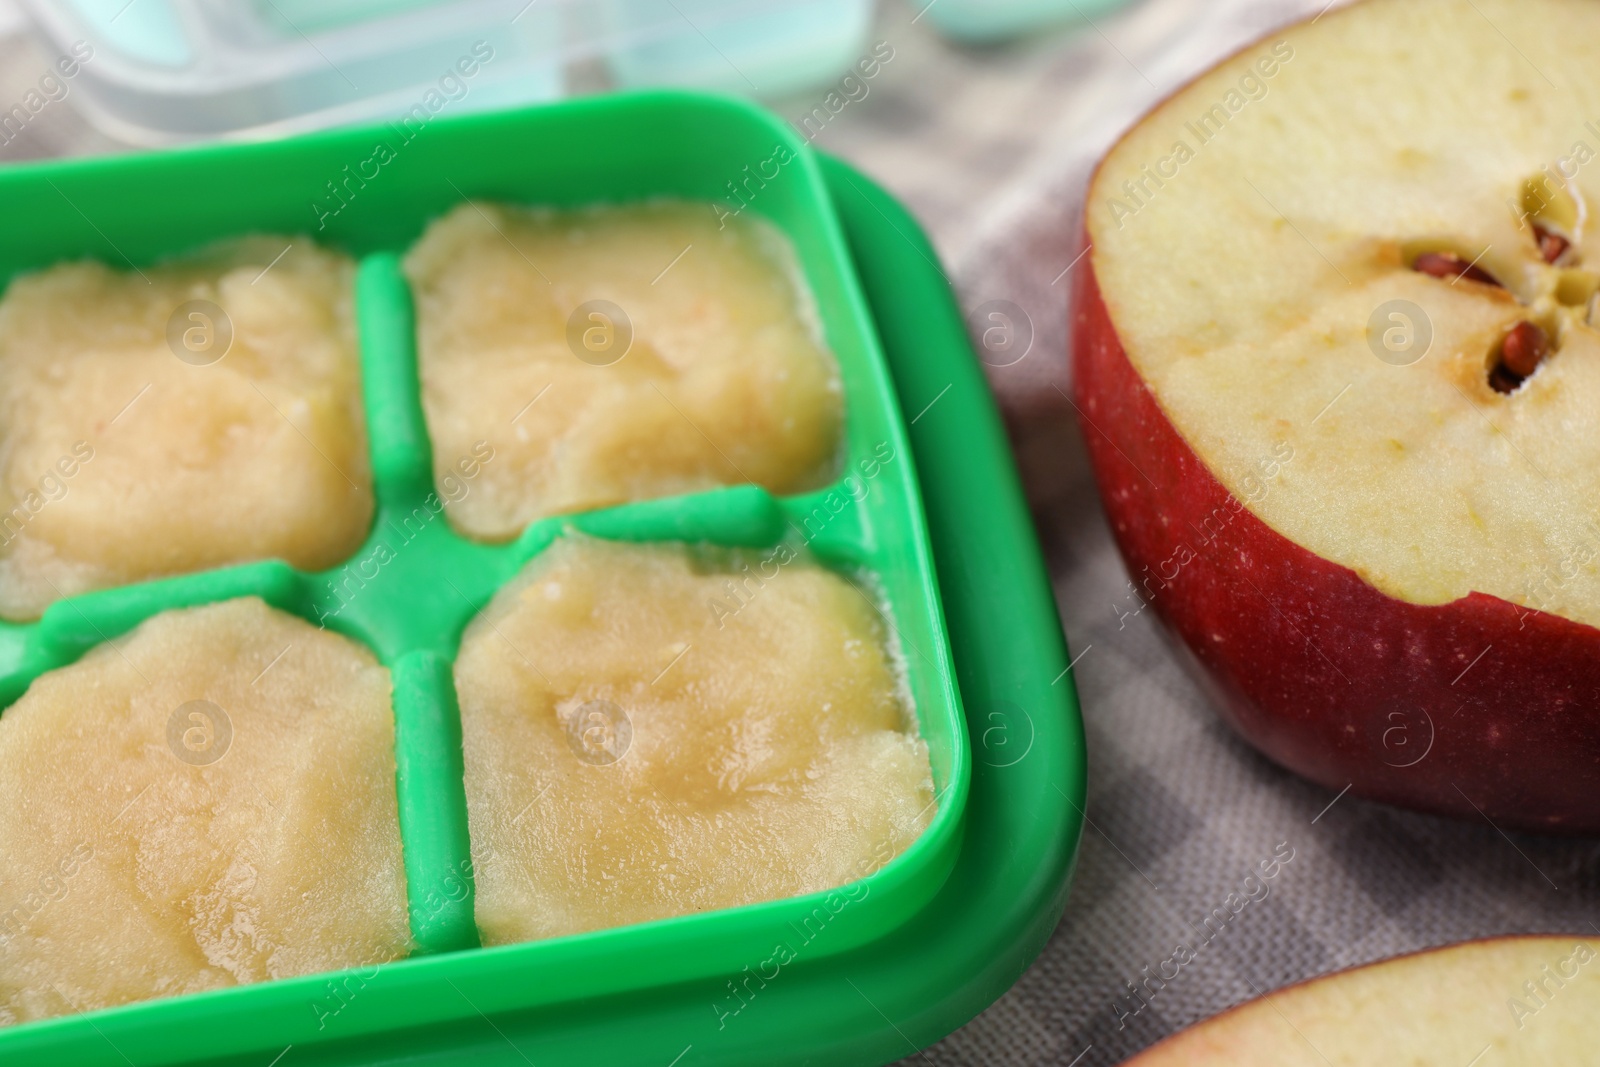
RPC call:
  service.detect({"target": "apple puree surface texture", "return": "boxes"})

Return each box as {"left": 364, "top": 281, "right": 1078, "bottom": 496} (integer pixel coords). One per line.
{"left": 0, "top": 598, "right": 411, "bottom": 1025}
{"left": 0, "top": 238, "right": 372, "bottom": 621}
{"left": 404, "top": 201, "right": 842, "bottom": 541}
{"left": 456, "top": 537, "right": 933, "bottom": 944}
{"left": 1087, "top": 0, "right": 1600, "bottom": 628}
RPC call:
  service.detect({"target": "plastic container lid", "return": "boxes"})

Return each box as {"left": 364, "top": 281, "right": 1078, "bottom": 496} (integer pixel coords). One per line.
{"left": 16, "top": 0, "right": 874, "bottom": 144}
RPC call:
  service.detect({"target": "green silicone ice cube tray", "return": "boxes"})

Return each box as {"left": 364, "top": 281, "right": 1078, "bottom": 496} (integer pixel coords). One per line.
{"left": 0, "top": 93, "right": 1086, "bottom": 1066}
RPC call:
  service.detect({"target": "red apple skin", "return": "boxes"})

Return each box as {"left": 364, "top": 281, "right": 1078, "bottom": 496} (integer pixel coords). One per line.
{"left": 1071, "top": 247, "right": 1600, "bottom": 833}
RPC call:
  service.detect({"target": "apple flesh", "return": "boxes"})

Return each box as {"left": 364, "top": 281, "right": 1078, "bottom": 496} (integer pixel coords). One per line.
{"left": 1073, "top": 0, "right": 1600, "bottom": 832}
{"left": 1120, "top": 936, "right": 1600, "bottom": 1066}
{"left": 1075, "top": 260, "right": 1600, "bottom": 830}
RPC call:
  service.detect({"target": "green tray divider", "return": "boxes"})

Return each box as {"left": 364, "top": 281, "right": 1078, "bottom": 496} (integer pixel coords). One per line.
{"left": 506, "top": 519, "right": 563, "bottom": 571}
{"left": 354, "top": 252, "right": 434, "bottom": 504}
{"left": 390, "top": 649, "right": 481, "bottom": 955}
{"left": 568, "top": 483, "right": 788, "bottom": 547}
{"left": 21, "top": 560, "right": 306, "bottom": 683}
{"left": 35, "top": 560, "right": 308, "bottom": 652}
{"left": 777, "top": 487, "right": 873, "bottom": 565}
{"left": 0, "top": 623, "right": 37, "bottom": 706}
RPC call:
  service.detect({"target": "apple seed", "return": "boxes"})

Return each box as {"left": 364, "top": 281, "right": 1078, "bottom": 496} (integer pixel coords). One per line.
{"left": 1488, "top": 365, "right": 1523, "bottom": 394}
{"left": 1411, "top": 251, "right": 1501, "bottom": 287}
{"left": 1533, "top": 224, "right": 1571, "bottom": 264}
{"left": 1495, "top": 320, "right": 1550, "bottom": 390}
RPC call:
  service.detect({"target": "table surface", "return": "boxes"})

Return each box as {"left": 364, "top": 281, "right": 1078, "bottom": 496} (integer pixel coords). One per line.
{"left": 5, "top": 3, "right": 1598, "bottom": 1064}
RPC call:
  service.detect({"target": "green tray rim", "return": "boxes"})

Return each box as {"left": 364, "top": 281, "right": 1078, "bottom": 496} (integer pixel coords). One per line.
{"left": 0, "top": 100, "right": 1085, "bottom": 1065}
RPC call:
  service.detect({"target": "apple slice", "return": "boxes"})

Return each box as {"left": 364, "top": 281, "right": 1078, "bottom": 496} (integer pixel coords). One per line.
{"left": 1121, "top": 937, "right": 1600, "bottom": 1066}
{"left": 1074, "top": 0, "right": 1600, "bottom": 830}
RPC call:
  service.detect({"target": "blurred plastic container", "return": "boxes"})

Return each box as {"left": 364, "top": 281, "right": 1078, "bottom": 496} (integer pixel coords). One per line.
{"left": 601, "top": 0, "right": 871, "bottom": 97}
{"left": 916, "top": 0, "right": 1131, "bottom": 43}
{"left": 16, "top": 0, "right": 874, "bottom": 144}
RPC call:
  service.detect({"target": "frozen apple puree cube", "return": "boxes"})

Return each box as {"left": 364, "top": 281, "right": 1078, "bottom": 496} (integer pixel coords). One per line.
{"left": 0, "top": 237, "right": 373, "bottom": 620}
{"left": 404, "top": 202, "right": 842, "bottom": 540}
{"left": 457, "top": 537, "right": 934, "bottom": 944}
{"left": 0, "top": 598, "right": 410, "bottom": 1025}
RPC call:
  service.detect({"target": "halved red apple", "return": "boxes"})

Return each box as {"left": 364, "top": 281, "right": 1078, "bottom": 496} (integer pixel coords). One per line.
{"left": 1073, "top": 0, "right": 1600, "bottom": 831}
{"left": 1120, "top": 937, "right": 1600, "bottom": 1065}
